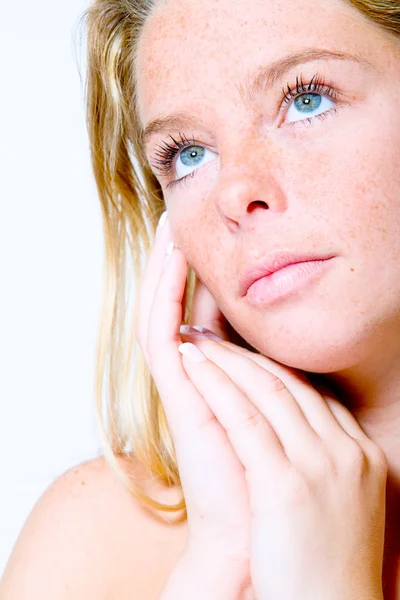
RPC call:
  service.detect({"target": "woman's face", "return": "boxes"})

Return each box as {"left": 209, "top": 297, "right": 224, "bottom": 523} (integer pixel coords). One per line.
{"left": 136, "top": 0, "right": 400, "bottom": 374}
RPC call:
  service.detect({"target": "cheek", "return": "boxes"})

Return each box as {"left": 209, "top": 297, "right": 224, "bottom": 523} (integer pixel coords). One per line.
{"left": 170, "top": 217, "right": 219, "bottom": 282}
{"left": 169, "top": 201, "right": 221, "bottom": 266}
{"left": 343, "top": 141, "right": 400, "bottom": 256}
{"left": 308, "top": 103, "right": 400, "bottom": 257}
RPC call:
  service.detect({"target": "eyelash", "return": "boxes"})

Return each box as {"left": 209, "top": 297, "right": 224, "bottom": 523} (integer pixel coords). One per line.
{"left": 151, "top": 72, "right": 340, "bottom": 189}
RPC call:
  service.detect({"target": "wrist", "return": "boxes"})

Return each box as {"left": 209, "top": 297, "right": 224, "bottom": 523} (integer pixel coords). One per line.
{"left": 159, "top": 548, "right": 249, "bottom": 600}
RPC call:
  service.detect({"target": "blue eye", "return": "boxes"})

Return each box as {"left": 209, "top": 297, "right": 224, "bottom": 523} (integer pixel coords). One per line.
{"left": 150, "top": 72, "right": 340, "bottom": 189}
{"left": 286, "top": 92, "right": 335, "bottom": 123}
{"left": 175, "top": 145, "right": 215, "bottom": 180}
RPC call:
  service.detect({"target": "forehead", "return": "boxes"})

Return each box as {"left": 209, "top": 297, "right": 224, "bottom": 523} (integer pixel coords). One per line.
{"left": 135, "top": 0, "right": 381, "bottom": 129}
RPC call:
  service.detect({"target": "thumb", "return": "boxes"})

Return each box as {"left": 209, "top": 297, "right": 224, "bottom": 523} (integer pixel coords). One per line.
{"left": 188, "top": 275, "right": 230, "bottom": 340}
{"left": 188, "top": 275, "right": 257, "bottom": 352}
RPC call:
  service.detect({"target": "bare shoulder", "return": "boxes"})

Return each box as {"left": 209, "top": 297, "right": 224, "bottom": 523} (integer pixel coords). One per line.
{"left": 0, "top": 454, "right": 188, "bottom": 600}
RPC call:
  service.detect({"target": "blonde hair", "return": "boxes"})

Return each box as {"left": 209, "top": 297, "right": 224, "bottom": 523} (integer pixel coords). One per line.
{"left": 76, "top": 0, "right": 400, "bottom": 518}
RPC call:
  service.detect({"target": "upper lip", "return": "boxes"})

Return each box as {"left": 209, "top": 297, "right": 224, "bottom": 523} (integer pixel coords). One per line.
{"left": 240, "top": 251, "right": 335, "bottom": 296}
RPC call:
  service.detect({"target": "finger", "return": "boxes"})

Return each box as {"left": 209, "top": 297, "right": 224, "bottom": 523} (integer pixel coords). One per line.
{"left": 147, "top": 246, "right": 252, "bottom": 523}
{"left": 135, "top": 212, "right": 177, "bottom": 357}
{"left": 188, "top": 275, "right": 230, "bottom": 340}
{"left": 184, "top": 340, "right": 323, "bottom": 466}
{"left": 147, "top": 245, "right": 238, "bottom": 452}
{"left": 204, "top": 338, "right": 373, "bottom": 447}
{"left": 148, "top": 245, "right": 212, "bottom": 438}
{"left": 322, "top": 395, "right": 380, "bottom": 455}
{"left": 178, "top": 342, "right": 288, "bottom": 475}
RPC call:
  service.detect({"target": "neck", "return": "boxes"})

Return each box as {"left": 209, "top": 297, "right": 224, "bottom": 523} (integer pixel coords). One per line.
{"left": 307, "top": 330, "right": 400, "bottom": 431}
{"left": 306, "top": 335, "right": 400, "bottom": 583}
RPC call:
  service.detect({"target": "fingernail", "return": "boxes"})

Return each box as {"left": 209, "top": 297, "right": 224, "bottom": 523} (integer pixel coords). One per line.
{"left": 180, "top": 325, "right": 199, "bottom": 334}
{"left": 178, "top": 342, "right": 207, "bottom": 363}
{"left": 192, "top": 326, "right": 221, "bottom": 337}
{"left": 180, "top": 325, "right": 223, "bottom": 341}
{"left": 156, "top": 211, "right": 168, "bottom": 238}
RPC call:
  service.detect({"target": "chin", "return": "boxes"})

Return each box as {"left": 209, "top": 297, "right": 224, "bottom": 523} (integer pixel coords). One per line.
{"left": 232, "top": 320, "right": 377, "bottom": 376}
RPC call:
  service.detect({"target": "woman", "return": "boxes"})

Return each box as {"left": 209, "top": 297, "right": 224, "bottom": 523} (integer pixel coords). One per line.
{"left": 1, "top": 0, "right": 400, "bottom": 598}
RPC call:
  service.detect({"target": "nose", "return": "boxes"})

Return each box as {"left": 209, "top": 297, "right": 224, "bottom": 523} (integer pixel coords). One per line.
{"left": 213, "top": 141, "right": 288, "bottom": 232}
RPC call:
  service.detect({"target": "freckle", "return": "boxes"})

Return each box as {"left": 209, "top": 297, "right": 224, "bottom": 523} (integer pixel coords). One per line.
{"left": 350, "top": 268, "right": 355, "bottom": 272}
{"left": 81, "top": 481, "right": 86, "bottom": 485}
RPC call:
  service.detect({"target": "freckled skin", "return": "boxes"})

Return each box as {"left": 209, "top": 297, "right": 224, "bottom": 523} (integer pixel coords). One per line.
{"left": 136, "top": 2, "right": 400, "bottom": 582}
{"left": 136, "top": 0, "right": 400, "bottom": 408}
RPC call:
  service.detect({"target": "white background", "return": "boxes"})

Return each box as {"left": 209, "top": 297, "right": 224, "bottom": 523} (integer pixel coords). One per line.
{"left": 0, "top": 0, "right": 105, "bottom": 575}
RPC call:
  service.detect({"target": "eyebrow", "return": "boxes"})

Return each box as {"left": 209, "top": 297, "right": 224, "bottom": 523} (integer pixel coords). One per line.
{"left": 141, "top": 47, "right": 374, "bottom": 149}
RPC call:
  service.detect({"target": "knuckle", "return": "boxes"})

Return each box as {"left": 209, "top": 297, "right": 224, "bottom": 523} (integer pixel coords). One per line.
{"left": 308, "top": 445, "right": 337, "bottom": 479}
{"left": 341, "top": 440, "right": 368, "bottom": 474}
{"left": 225, "top": 408, "right": 264, "bottom": 438}
{"left": 366, "top": 442, "right": 389, "bottom": 472}
{"left": 197, "top": 412, "right": 221, "bottom": 434}
{"left": 317, "top": 451, "right": 337, "bottom": 477}
{"left": 242, "top": 408, "right": 264, "bottom": 430}
{"left": 266, "top": 375, "right": 287, "bottom": 395}
{"left": 284, "top": 469, "right": 312, "bottom": 505}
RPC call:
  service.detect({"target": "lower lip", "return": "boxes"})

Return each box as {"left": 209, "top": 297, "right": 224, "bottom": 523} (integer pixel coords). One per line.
{"left": 246, "top": 259, "right": 334, "bottom": 305}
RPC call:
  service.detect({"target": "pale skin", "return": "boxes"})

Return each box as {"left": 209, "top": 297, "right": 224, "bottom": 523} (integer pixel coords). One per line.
{"left": 137, "top": 215, "right": 388, "bottom": 599}
{"left": 135, "top": 0, "right": 400, "bottom": 597}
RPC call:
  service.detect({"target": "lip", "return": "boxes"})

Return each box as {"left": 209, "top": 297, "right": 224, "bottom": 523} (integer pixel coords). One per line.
{"left": 246, "top": 258, "right": 335, "bottom": 306}
{"left": 240, "top": 251, "right": 336, "bottom": 297}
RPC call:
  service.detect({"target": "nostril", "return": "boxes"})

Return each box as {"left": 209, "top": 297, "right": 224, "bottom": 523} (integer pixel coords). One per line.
{"left": 248, "top": 200, "right": 268, "bottom": 212}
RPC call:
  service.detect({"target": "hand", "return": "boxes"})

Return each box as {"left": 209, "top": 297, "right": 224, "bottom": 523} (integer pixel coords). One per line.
{"left": 180, "top": 321, "right": 388, "bottom": 597}
{"left": 179, "top": 333, "right": 388, "bottom": 600}
{"left": 135, "top": 214, "right": 253, "bottom": 597}
{"left": 136, "top": 214, "right": 388, "bottom": 600}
